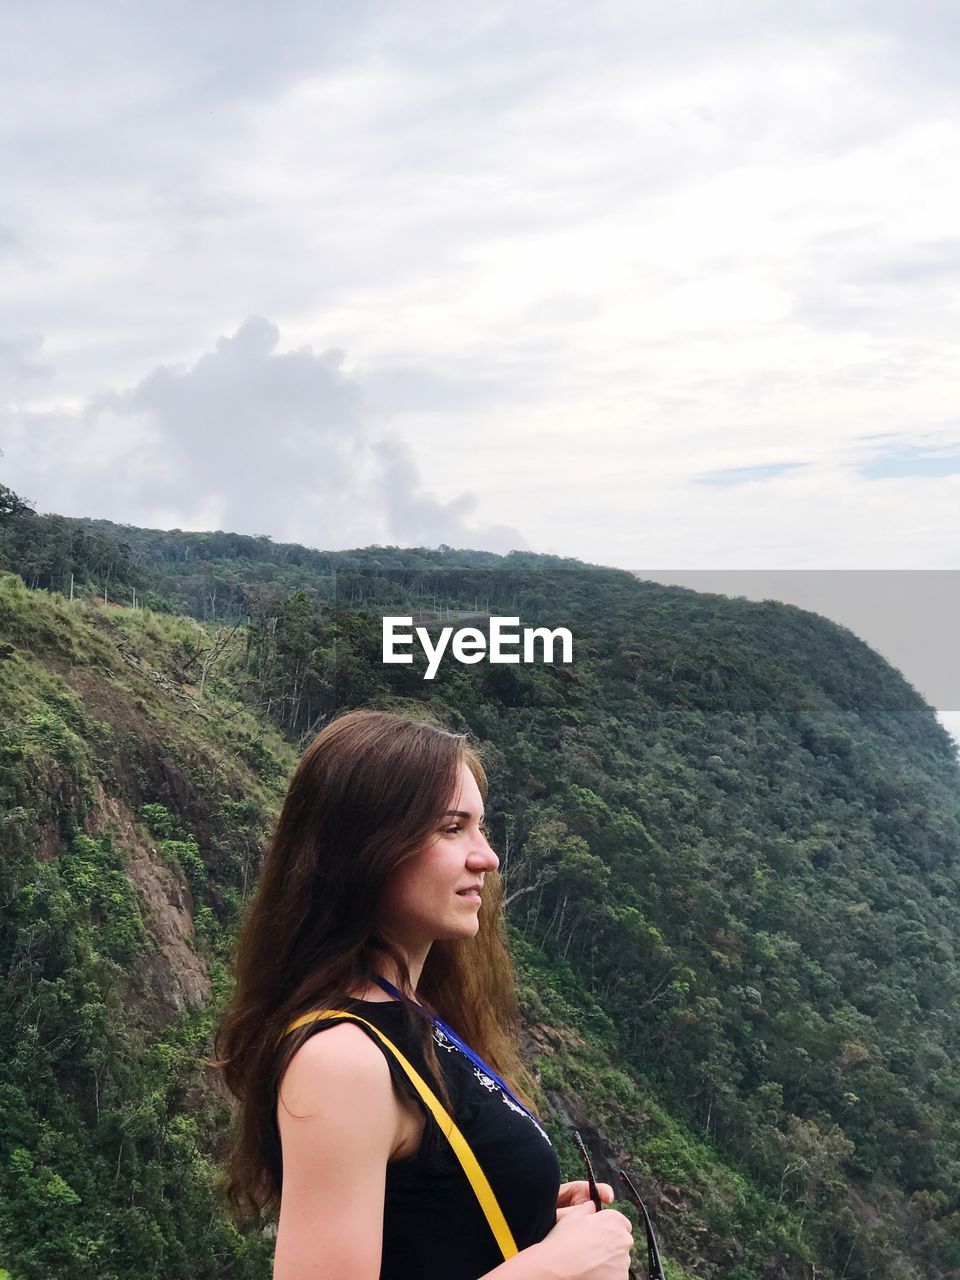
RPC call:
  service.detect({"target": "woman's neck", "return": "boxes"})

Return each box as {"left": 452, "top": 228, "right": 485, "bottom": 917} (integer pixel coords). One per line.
{"left": 368, "top": 942, "right": 430, "bottom": 995}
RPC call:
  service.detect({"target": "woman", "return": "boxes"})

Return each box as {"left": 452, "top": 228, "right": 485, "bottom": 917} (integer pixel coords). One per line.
{"left": 214, "top": 707, "right": 633, "bottom": 1279}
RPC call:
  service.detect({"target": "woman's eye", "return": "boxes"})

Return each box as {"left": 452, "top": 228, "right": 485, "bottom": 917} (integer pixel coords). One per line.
{"left": 444, "top": 824, "right": 462, "bottom": 834}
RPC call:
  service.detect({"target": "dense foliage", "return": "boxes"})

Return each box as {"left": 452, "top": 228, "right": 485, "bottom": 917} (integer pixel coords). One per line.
{"left": 0, "top": 576, "right": 291, "bottom": 1278}
{"left": 2, "top": 488, "right": 959, "bottom": 1278}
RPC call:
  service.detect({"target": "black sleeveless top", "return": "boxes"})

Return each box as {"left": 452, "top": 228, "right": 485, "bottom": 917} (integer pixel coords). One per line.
{"left": 287, "top": 996, "right": 562, "bottom": 1280}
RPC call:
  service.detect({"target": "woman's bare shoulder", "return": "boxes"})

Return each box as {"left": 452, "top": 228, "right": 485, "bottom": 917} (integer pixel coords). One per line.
{"left": 278, "top": 1020, "right": 391, "bottom": 1117}
{"left": 273, "top": 1023, "right": 396, "bottom": 1280}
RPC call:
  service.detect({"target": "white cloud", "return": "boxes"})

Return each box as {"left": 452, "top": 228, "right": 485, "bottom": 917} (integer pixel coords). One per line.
{"left": 0, "top": 317, "right": 526, "bottom": 552}
{"left": 2, "top": 1, "right": 959, "bottom": 571}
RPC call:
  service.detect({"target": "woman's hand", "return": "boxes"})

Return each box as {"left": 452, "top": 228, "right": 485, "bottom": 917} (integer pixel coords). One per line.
{"left": 535, "top": 1199, "right": 634, "bottom": 1280}
{"left": 556, "top": 1180, "right": 615, "bottom": 1219}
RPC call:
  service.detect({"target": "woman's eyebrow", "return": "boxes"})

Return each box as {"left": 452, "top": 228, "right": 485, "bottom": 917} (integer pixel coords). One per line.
{"left": 440, "top": 809, "right": 486, "bottom": 821}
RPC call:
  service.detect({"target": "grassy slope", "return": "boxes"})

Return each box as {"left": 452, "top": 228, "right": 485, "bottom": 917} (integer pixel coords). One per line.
{"left": 0, "top": 576, "right": 292, "bottom": 1279}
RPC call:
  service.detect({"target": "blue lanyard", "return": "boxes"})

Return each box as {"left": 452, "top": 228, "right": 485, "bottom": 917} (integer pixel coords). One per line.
{"left": 372, "top": 973, "right": 541, "bottom": 1126}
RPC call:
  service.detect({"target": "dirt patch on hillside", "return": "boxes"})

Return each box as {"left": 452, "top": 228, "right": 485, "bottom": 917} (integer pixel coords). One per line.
{"left": 87, "top": 781, "right": 210, "bottom": 1029}
{"left": 52, "top": 657, "right": 236, "bottom": 858}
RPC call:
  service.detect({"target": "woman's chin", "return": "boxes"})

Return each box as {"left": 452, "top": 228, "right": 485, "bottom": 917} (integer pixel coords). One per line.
{"left": 433, "top": 916, "right": 481, "bottom": 940}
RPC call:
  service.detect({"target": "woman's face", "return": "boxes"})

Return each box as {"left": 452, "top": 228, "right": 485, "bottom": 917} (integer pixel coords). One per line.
{"left": 375, "top": 761, "right": 500, "bottom": 952}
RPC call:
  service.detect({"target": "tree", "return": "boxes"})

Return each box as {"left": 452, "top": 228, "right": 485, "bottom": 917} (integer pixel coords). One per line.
{"left": 0, "top": 483, "right": 31, "bottom": 525}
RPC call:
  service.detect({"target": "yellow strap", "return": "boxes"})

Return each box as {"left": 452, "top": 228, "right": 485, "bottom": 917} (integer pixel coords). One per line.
{"left": 281, "top": 1009, "right": 519, "bottom": 1260}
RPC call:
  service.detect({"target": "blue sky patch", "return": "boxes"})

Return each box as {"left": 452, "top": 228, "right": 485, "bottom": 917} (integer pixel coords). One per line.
{"left": 696, "top": 462, "right": 805, "bottom": 487}
{"left": 859, "top": 445, "right": 960, "bottom": 480}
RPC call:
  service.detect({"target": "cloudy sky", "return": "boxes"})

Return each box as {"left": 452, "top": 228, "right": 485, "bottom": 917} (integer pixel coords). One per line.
{"left": 2, "top": 0, "right": 959, "bottom": 573}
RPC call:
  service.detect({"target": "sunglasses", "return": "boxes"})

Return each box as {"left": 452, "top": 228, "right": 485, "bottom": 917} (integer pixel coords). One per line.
{"left": 571, "top": 1129, "right": 665, "bottom": 1280}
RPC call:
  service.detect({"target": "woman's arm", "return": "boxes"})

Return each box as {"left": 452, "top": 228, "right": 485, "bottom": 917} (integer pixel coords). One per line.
{"left": 273, "top": 1024, "right": 398, "bottom": 1280}
{"left": 273, "top": 1028, "right": 631, "bottom": 1280}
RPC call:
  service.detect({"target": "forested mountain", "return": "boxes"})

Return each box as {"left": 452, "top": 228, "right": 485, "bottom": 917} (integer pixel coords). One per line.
{"left": 2, "top": 492, "right": 960, "bottom": 1279}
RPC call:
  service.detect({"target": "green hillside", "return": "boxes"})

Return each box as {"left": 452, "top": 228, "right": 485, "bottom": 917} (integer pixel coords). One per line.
{"left": 2, "top": 496, "right": 960, "bottom": 1279}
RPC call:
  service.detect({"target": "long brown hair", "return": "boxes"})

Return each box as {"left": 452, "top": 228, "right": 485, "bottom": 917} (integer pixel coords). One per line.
{"left": 211, "top": 706, "right": 541, "bottom": 1223}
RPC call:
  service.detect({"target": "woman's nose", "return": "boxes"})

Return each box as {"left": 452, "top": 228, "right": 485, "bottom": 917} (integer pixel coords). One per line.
{"left": 471, "top": 830, "right": 499, "bottom": 871}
